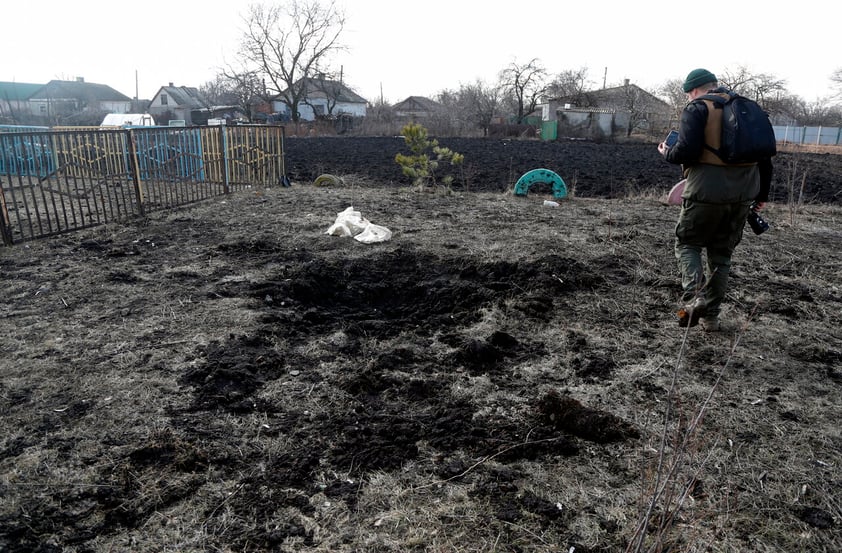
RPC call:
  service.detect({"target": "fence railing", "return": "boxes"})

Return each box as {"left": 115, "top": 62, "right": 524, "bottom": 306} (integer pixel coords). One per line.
{"left": 0, "top": 125, "right": 286, "bottom": 245}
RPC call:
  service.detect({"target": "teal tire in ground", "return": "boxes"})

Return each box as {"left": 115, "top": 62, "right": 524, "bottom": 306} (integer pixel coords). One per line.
{"left": 513, "top": 168, "right": 567, "bottom": 199}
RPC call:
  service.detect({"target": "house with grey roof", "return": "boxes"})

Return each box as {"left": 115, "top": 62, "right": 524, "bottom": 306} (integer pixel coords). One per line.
{"left": 393, "top": 96, "right": 442, "bottom": 119}
{"left": 550, "top": 80, "right": 670, "bottom": 115}
{"left": 540, "top": 79, "right": 673, "bottom": 139}
{"left": 148, "top": 83, "right": 209, "bottom": 125}
{"left": 23, "top": 78, "right": 132, "bottom": 125}
{"left": 272, "top": 77, "right": 367, "bottom": 122}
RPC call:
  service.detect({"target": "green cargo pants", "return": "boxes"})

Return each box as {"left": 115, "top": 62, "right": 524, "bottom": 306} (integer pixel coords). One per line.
{"left": 674, "top": 200, "right": 752, "bottom": 317}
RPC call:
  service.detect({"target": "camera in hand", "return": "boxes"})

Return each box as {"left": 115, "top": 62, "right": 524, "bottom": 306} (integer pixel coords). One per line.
{"left": 747, "top": 202, "right": 769, "bottom": 235}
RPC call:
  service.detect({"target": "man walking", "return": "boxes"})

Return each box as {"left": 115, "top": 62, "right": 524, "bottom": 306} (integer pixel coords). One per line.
{"left": 658, "top": 68, "right": 773, "bottom": 331}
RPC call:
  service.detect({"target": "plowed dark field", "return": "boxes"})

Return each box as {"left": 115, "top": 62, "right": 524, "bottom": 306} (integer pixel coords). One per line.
{"left": 283, "top": 136, "right": 842, "bottom": 203}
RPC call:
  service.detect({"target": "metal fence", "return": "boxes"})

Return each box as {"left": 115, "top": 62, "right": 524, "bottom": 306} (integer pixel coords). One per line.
{"left": 0, "top": 125, "right": 286, "bottom": 245}
{"left": 774, "top": 125, "right": 842, "bottom": 146}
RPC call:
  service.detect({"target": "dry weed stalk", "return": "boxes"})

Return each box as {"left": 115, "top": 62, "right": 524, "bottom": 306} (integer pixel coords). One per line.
{"left": 626, "top": 306, "right": 754, "bottom": 553}
{"left": 567, "top": 169, "right": 578, "bottom": 199}
{"left": 784, "top": 153, "right": 809, "bottom": 227}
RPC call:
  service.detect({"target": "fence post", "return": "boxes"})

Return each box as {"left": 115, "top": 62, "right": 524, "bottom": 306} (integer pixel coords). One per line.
{"left": 220, "top": 124, "right": 230, "bottom": 194}
{"left": 0, "top": 177, "right": 12, "bottom": 246}
{"left": 280, "top": 126, "right": 287, "bottom": 184}
{"left": 126, "top": 129, "right": 146, "bottom": 216}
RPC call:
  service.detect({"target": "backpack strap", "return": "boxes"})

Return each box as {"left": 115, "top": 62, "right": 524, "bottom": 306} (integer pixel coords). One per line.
{"left": 697, "top": 94, "right": 728, "bottom": 165}
{"left": 696, "top": 91, "right": 757, "bottom": 166}
{"left": 699, "top": 91, "right": 734, "bottom": 105}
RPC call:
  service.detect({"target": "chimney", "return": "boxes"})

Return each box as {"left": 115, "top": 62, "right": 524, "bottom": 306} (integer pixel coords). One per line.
{"left": 169, "top": 82, "right": 174, "bottom": 87}
{"left": 623, "top": 78, "right": 630, "bottom": 88}
{"left": 76, "top": 77, "right": 84, "bottom": 82}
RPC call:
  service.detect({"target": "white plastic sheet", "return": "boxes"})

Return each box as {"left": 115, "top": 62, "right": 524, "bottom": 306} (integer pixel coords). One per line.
{"left": 325, "top": 207, "right": 392, "bottom": 243}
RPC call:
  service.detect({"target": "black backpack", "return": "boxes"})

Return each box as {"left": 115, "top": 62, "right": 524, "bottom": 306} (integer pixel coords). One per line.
{"left": 700, "top": 91, "right": 777, "bottom": 164}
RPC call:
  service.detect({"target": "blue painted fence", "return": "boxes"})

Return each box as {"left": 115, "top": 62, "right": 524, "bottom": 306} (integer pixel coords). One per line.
{"left": 774, "top": 125, "right": 842, "bottom": 146}
{"left": 0, "top": 125, "right": 286, "bottom": 245}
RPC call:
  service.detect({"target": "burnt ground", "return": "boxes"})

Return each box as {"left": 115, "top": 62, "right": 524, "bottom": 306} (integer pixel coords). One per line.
{"left": 283, "top": 136, "right": 842, "bottom": 203}
{"left": 1, "top": 138, "right": 840, "bottom": 552}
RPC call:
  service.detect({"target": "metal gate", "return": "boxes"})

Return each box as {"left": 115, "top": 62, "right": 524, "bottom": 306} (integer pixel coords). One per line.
{"left": 0, "top": 125, "right": 286, "bottom": 245}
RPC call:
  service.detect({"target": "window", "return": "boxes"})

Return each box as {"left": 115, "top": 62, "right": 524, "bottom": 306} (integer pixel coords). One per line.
{"left": 161, "top": 94, "right": 168, "bottom": 106}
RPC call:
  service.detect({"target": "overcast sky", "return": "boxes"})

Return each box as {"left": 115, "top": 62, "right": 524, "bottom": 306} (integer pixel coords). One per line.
{"left": 3, "top": 0, "right": 838, "bottom": 104}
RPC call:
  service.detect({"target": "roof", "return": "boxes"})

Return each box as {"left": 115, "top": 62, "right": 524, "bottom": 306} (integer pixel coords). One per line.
{"left": 0, "top": 81, "right": 44, "bottom": 101}
{"left": 156, "top": 85, "right": 207, "bottom": 108}
{"left": 282, "top": 78, "right": 367, "bottom": 104}
{"left": 30, "top": 79, "right": 131, "bottom": 102}
{"left": 393, "top": 96, "right": 441, "bottom": 112}
{"left": 553, "top": 83, "right": 669, "bottom": 111}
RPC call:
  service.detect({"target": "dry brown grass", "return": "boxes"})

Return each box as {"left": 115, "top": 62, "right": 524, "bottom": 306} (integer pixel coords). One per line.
{"left": 777, "top": 143, "right": 842, "bottom": 155}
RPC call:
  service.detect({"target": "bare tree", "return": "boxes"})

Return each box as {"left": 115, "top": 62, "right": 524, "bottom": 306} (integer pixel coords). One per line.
{"left": 745, "top": 73, "right": 787, "bottom": 107}
{"left": 498, "top": 58, "right": 547, "bottom": 123}
{"left": 360, "top": 96, "right": 394, "bottom": 135}
{"left": 718, "top": 66, "right": 754, "bottom": 95}
{"left": 719, "top": 66, "right": 787, "bottom": 108}
{"left": 200, "top": 70, "right": 266, "bottom": 122}
{"left": 545, "top": 67, "right": 589, "bottom": 101}
{"left": 831, "top": 67, "right": 842, "bottom": 100}
{"left": 614, "top": 81, "right": 659, "bottom": 137}
{"left": 777, "top": 95, "right": 842, "bottom": 126}
{"left": 225, "top": 69, "right": 269, "bottom": 121}
{"left": 451, "top": 80, "right": 502, "bottom": 136}
{"left": 659, "top": 78, "right": 686, "bottom": 106}
{"left": 200, "top": 75, "right": 238, "bottom": 107}
{"left": 239, "top": 0, "right": 345, "bottom": 123}
{"left": 658, "top": 78, "right": 688, "bottom": 123}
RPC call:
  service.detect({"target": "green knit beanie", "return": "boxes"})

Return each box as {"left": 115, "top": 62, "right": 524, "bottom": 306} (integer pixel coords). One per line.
{"left": 682, "top": 68, "right": 717, "bottom": 93}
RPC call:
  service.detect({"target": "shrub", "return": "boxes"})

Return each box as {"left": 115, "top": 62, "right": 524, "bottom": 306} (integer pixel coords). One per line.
{"left": 395, "top": 122, "right": 464, "bottom": 189}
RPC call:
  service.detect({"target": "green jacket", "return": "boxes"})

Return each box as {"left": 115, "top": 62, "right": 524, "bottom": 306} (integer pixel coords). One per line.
{"left": 684, "top": 163, "right": 760, "bottom": 204}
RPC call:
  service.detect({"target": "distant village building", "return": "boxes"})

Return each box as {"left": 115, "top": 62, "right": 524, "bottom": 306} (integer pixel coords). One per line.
{"left": 0, "top": 81, "right": 43, "bottom": 123}
{"left": 393, "top": 96, "right": 442, "bottom": 119}
{"left": 148, "top": 83, "right": 209, "bottom": 126}
{"left": 272, "top": 77, "right": 367, "bottom": 122}
{"left": 26, "top": 78, "right": 132, "bottom": 124}
{"left": 540, "top": 80, "right": 673, "bottom": 140}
